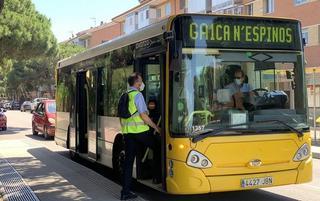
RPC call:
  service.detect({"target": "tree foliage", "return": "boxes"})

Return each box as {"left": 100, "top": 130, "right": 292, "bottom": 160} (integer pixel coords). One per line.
{"left": 58, "top": 43, "right": 86, "bottom": 60}
{"left": 4, "top": 43, "right": 85, "bottom": 100}
{"left": 0, "top": 0, "right": 57, "bottom": 61}
{"left": 0, "top": 0, "right": 86, "bottom": 100}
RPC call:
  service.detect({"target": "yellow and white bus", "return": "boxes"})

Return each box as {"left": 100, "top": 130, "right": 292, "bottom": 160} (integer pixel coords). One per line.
{"left": 55, "top": 14, "right": 312, "bottom": 194}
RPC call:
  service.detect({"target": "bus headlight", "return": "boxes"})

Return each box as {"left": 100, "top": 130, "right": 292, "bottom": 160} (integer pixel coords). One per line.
{"left": 187, "top": 150, "right": 212, "bottom": 168}
{"left": 293, "top": 143, "right": 310, "bottom": 162}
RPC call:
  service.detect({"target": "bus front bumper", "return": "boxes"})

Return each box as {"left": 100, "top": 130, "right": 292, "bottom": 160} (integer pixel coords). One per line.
{"left": 166, "top": 157, "right": 312, "bottom": 194}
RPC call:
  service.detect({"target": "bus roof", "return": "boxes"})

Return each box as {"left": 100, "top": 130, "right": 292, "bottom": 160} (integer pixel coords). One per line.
{"left": 58, "top": 13, "right": 300, "bottom": 69}
{"left": 58, "top": 17, "right": 170, "bottom": 69}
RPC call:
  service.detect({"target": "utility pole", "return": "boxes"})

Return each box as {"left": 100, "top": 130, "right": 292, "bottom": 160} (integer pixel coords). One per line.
{"left": 313, "top": 68, "right": 317, "bottom": 141}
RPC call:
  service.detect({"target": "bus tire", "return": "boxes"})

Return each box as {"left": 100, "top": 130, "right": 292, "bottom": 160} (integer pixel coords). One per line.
{"left": 112, "top": 135, "right": 125, "bottom": 179}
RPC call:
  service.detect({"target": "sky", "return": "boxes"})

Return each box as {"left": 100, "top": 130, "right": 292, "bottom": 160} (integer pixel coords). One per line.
{"left": 32, "top": 0, "right": 139, "bottom": 42}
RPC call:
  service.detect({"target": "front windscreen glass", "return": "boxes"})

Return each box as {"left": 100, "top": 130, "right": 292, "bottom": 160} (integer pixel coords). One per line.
{"left": 170, "top": 49, "right": 308, "bottom": 136}
{"left": 47, "top": 102, "right": 56, "bottom": 113}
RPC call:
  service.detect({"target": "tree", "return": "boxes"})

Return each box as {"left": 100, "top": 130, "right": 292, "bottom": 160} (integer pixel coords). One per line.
{"left": 0, "top": 0, "right": 57, "bottom": 61}
{"left": 4, "top": 43, "right": 85, "bottom": 99}
{"left": 58, "top": 43, "right": 86, "bottom": 60}
{"left": 0, "top": 0, "right": 4, "bottom": 14}
{"left": 0, "top": 0, "right": 86, "bottom": 100}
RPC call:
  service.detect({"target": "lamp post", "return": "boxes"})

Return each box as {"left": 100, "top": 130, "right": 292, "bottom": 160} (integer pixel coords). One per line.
{"left": 313, "top": 68, "right": 317, "bottom": 141}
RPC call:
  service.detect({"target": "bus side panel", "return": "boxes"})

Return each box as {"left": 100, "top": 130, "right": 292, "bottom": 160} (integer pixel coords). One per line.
{"left": 55, "top": 111, "right": 70, "bottom": 148}
{"left": 97, "top": 115, "right": 121, "bottom": 168}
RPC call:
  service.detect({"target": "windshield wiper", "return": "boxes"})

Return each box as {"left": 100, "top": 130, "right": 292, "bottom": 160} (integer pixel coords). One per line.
{"left": 192, "top": 122, "right": 252, "bottom": 143}
{"left": 255, "top": 120, "right": 304, "bottom": 138}
{"left": 192, "top": 120, "right": 304, "bottom": 143}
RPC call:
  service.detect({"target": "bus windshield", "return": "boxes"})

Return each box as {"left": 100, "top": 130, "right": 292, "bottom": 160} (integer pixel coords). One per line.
{"left": 170, "top": 49, "right": 308, "bottom": 136}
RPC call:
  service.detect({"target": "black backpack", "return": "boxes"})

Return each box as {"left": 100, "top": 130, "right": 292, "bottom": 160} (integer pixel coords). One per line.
{"left": 117, "top": 90, "right": 137, "bottom": 118}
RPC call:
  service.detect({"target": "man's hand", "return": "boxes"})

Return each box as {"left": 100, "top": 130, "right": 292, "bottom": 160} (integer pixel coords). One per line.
{"left": 140, "top": 112, "right": 161, "bottom": 134}
{"left": 155, "top": 127, "right": 161, "bottom": 134}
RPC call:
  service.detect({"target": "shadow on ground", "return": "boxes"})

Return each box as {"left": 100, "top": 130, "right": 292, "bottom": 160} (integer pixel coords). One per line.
{"left": 0, "top": 127, "right": 30, "bottom": 135}
{"left": 54, "top": 151, "right": 299, "bottom": 201}
{"left": 18, "top": 147, "right": 120, "bottom": 200}
{"left": 3, "top": 147, "right": 299, "bottom": 201}
{"left": 25, "top": 134, "right": 54, "bottom": 141}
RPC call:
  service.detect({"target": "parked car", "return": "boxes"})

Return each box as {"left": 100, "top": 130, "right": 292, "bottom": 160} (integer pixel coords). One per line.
{"left": 0, "top": 108, "right": 7, "bottom": 131}
{"left": 32, "top": 100, "right": 56, "bottom": 139}
{"left": 3, "top": 102, "right": 11, "bottom": 110}
{"left": 10, "top": 101, "right": 20, "bottom": 110}
{"left": 31, "top": 98, "right": 48, "bottom": 112}
{"left": 20, "top": 101, "right": 32, "bottom": 112}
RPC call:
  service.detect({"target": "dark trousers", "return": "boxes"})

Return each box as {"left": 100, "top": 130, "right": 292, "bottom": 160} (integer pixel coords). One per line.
{"left": 122, "top": 131, "right": 161, "bottom": 194}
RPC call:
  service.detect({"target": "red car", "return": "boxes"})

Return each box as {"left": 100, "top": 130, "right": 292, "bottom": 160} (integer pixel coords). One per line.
{"left": 32, "top": 100, "right": 56, "bottom": 139}
{"left": 0, "top": 108, "right": 7, "bottom": 131}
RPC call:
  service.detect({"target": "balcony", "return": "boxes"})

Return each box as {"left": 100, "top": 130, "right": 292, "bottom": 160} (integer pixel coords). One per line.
{"left": 212, "top": 0, "right": 246, "bottom": 15}
{"left": 212, "top": 0, "right": 244, "bottom": 12}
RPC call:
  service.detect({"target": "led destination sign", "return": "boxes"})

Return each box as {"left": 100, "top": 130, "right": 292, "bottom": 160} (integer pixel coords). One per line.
{"left": 189, "top": 23, "right": 293, "bottom": 44}
{"left": 174, "top": 16, "right": 302, "bottom": 50}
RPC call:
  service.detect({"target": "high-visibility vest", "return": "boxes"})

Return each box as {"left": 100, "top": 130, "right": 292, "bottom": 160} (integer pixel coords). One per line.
{"left": 121, "top": 90, "right": 149, "bottom": 134}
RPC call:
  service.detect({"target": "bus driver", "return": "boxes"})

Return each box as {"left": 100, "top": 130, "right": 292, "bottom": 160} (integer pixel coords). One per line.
{"left": 225, "top": 69, "right": 252, "bottom": 110}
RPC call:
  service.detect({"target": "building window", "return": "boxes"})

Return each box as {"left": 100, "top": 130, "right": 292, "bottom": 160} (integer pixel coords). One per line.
{"left": 180, "top": 0, "right": 185, "bottom": 10}
{"left": 294, "top": 0, "right": 308, "bottom": 5}
{"left": 302, "top": 28, "right": 309, "bottom": 45}
{"left": 246, "top": 3, "right": 253, "bottom": 15}
{"left": 156, "top": 8, "right": 161, "bottom": 18}
{"left": 140, "top": 12, "right": 144, "bottom": 21}
{"left": 146, "top": 10, "right": 149, "bottom": 19}
{"left": 129, "top": 17, "right": 133, "bottom": 26}
{"left": 165, "top": 3, "right": 171, "bottom": 16}
{"left": 264, "top": 0, "right": 274, "bottom": 13}
{"left": 206, "top": 0, "right": 212, "bottom": 13}
{"left": 233, "top": 7, "right": 243, "bottom": 15}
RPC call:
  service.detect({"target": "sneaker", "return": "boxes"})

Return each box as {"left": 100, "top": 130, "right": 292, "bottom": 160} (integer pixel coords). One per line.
{"left": 120, "top": 191, "right": 138, "bottom": 200}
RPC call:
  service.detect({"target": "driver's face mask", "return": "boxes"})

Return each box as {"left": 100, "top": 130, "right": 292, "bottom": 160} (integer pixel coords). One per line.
{"left": 235, "top": 79, "right": 242, "bottom": 85}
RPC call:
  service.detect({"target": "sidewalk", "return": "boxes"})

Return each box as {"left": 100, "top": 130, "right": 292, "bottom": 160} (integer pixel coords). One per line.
{"left": 0, "top": 139, "right": 145, "bottom": 201}
{"left": 311, "top": 129, "right": 320, "bottom": 159}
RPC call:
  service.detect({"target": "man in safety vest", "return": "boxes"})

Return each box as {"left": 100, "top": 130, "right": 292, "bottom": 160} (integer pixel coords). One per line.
{"left": 120, "top": 72, "right": 160, "bottom": 200}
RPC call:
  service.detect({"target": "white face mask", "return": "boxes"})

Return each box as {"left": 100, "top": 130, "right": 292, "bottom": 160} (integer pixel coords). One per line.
{"left": 235, "top": 79, "right": 242, "bottom": 85}
{"left": 139, "top": 82, "right": 145, "bottom": 91}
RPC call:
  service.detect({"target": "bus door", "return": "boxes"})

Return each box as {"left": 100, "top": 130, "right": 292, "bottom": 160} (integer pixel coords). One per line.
{"left": 76, "top": 70, "right": 98, "bottom": 160}
{"left": 139, "top": 56, "right": 161, "bottom": 109}
{"left": 136, "top": 55, "right": 163, "bottom": 181}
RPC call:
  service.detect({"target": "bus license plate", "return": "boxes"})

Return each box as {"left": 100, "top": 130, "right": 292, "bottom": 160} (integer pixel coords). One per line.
{"left": 241, "top": 177, "right": 273, "bottom": 188}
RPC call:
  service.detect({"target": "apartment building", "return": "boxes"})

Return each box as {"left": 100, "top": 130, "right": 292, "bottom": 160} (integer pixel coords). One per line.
{"left": 65, "top": 21, "right": 121, "bottom": 49}
{"left": 112, "top": 0, "right": 178, "bottom": 35}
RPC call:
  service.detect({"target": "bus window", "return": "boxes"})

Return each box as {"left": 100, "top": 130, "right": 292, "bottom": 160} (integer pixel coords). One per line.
{"left": 170, "top": 50, "right": 308, "bottom": 136}
{"left": 145, "top": 64, "right": 161, "bottom": 105}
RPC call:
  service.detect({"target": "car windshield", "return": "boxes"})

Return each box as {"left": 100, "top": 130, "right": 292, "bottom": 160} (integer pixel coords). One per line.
{"left": 47, "top": 102, "right": 56, "bottom": 113}
{"left": 170, "top": 49, "right": 308, "bottom": 137}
